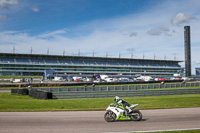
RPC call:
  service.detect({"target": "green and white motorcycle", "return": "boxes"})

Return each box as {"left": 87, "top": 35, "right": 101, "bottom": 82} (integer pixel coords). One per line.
{"left": 104, "top": 103, "right": 142, "bottom": 122}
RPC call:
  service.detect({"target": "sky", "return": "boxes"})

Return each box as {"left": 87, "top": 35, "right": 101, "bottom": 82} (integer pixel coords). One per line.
{"left": 0, "top": 0, "right": 200, "bottom": 74}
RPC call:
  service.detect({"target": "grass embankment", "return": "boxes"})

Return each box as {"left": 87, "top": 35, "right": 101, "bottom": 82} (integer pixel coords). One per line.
{"left": 0, "top": 93, "right": 200, "bottom": 112}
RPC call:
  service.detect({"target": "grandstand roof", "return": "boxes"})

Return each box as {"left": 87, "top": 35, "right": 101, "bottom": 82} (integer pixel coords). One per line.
{"left": 0, "top": 53, "right": 183, "bottom": 63}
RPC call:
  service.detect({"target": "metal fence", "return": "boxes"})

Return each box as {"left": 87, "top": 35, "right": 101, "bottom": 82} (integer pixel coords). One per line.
{"left": 32, "top": 82, "right": 200, "bottom": 93}
{"left": 29, "top": 82, "right": 200, "bottom": 99}
{"left": 52, "top": 88, "right": 200, "bottom": 99}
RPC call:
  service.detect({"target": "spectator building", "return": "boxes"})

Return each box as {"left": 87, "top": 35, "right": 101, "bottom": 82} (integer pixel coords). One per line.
{"left": 0, "top": 53, "right": 183, "bottom": 77}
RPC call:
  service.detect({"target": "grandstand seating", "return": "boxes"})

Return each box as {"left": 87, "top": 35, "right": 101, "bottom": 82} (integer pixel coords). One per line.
{"left": 95, "top": 61, "right": 106, "bottom": 65}
{"left": 31, "top": 58, "right": 45, "bottom": 64}
{"left": 108, "top": 61, "right": 119, "bottom": 66}
{"left": 148, "top": 63, "right": 158, "bottom": 67}
{"left": 0, "top": 56, "right": 181, "bottom": 68}
{"left": 45, "top": 59, "right": 59, "bottom": 64}
{"left": 84, "top": 60, "right": 98, "bottom": 65}
{"left": 58, "top": 59, "right": 72, "bottom": 64}
{"left": 129, "top": 62, "right": 140, "bottom": 66}
{"left": 0, "top": 53, "right": 183, "bottom": 76}
{"left": 1, "top": 57, "right": 15, "bottom": 63}
{"left": 16, "top": 58, "right": 30, "bottom": 63}
{"left": 71, "top": 60, "right": 85, "bottom": 65}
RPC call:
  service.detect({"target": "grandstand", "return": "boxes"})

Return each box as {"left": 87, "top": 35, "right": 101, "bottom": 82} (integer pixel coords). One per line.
{"left": 0, "top": 53, "right": 183, "bottom": 77}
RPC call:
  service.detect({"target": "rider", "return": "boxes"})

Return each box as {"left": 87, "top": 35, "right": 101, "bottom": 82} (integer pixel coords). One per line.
{"left": 114, "top": 96, "right": 132, "bottom": 113}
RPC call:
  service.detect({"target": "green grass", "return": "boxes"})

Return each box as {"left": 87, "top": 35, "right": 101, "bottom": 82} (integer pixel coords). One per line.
{"left": 0, "top": 93, "right": 200, "bottom": 112}
{"left": 142, "top": 129, "right": 200, "bottom": 133}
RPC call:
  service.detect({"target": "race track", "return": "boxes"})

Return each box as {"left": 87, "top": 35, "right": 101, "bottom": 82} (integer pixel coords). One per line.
{"left": 0, "top": 108, "right": 200, "bottom": 133}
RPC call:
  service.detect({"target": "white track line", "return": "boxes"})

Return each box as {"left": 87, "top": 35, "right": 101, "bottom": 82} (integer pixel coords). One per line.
{"left": 133, "top": 128, "right": 200, "bottom": 132}
{"left": 101, "top": 128, "right": 200, "bottom": 133}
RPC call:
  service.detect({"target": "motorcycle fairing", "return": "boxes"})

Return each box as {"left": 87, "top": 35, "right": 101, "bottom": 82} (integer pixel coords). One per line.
{"left": 110, "top": 105, "right": 131, "bottom": 121}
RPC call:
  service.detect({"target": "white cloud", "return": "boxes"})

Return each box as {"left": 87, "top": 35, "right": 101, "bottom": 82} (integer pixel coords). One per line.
{"left": 0, "top": 15, "right": 6, "bottom": 20}
{"left": 39, "top": 29, "right": 68, "bottom": 38}
{"left": 195, "top": 60, "right": 200, "bottom": 64}
{"left": 126, "top": 48, "right": 135, "bottom": 52}
{"left": 146, "top": 25, "right": 173, "bottom": 36}
{"left": 172, "top": 13, "right": 197, "bottom": 26}
{"left": 123, "top": 32, "right": 138, "bottom": 37}
{"left": 31, "top": 7, "right": 39, "bottom": 12}
{"left": 0, "top": 0, "right": 18, "bottom": 10}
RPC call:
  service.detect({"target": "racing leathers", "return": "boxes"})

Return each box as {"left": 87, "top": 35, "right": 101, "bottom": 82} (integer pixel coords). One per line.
{"left": 115, "top": 99, "right": 132, "bottom": 113}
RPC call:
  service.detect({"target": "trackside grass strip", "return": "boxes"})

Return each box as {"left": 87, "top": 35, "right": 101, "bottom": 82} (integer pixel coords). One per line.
{"left": 0, "top": 93, "right": 200, "bottom": 112}
{"left": 142, "top": 129, "right": 200, "bottom": 133}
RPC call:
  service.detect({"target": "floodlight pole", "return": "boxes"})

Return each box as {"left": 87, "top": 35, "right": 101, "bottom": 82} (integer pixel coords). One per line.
{"left": 184, "top": 26, "right": 191, "bottom": 77}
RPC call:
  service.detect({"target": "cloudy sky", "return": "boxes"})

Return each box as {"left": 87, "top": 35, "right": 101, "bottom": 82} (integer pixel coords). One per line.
{"left": 0, "top": 0, "right": 200, "bottom": 74}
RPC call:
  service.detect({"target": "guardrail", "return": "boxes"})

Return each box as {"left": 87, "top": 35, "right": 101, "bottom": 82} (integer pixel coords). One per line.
{"left": 32, "top": 82, "right": 200, "bottom": 93}
{"left": 29, "top": 82, "right": 200, "bottom": 99}
{"left": 52, "top": 88, "right": 200, "bottom": 99}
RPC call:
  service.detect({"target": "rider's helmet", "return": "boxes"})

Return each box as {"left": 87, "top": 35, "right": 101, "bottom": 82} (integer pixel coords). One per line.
{"left": 114, "top": 96, "right": 120, "bottom": 102}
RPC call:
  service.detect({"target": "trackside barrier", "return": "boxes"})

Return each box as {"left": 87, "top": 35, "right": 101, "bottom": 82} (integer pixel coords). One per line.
{"left": 28, "top": 82, "right": 200, "bottom": 99}
{"left": 52, "top": 88, "right": 200, "bottom": 99}
{"left": 11, "top": 89, "right": 29, "bottom": 95}
{"left": 29, "top": 90, "right": 52, "bottom": 100}
{"left": 31, "top": 82, "right": 200, "bottom": 93}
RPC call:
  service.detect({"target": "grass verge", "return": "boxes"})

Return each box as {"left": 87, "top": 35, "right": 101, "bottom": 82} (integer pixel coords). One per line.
{"left": 0, "top": 93, "right": 200, "bottom": 112}
{"left": 142, "top": 129, "right": 200, "bottom": 133}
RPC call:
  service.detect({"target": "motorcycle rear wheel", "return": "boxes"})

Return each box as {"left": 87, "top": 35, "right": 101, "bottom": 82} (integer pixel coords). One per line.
{"left": 104, "top": 110, "right": 116, "bottom": 122}
{"left": 130, "top": 110, "right": 142, "bottom": 121}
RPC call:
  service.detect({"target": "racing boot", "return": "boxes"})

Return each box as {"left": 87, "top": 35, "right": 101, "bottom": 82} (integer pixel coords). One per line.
{"left": 126, "top": 106, "right": 132, "bottom": 113}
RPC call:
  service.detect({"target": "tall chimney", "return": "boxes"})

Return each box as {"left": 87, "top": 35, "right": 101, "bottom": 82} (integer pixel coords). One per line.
{"left": 184, "top": 26, "right": 191, "bottom": 77}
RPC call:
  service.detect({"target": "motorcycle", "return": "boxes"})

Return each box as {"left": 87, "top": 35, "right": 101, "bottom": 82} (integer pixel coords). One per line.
{"left": 104, "top": 103, "right": 142, "bottom": 122}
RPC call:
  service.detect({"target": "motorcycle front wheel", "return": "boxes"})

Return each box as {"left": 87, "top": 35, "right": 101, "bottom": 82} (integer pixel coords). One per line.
{"left": 130, "top": 110, "right": 142, "bottom": 121}
{"left": 104, "top": 110, "right": 116, "bottom": 122}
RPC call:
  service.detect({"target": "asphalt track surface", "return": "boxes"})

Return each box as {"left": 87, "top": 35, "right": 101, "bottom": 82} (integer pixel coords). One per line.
{"left": 1, "top": 108, "right": 200, "bottom": 133}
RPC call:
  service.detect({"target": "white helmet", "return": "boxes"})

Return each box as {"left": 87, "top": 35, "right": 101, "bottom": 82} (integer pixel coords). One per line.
{"left": 114, "top": 96, "right": 120, "bottom": 102}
